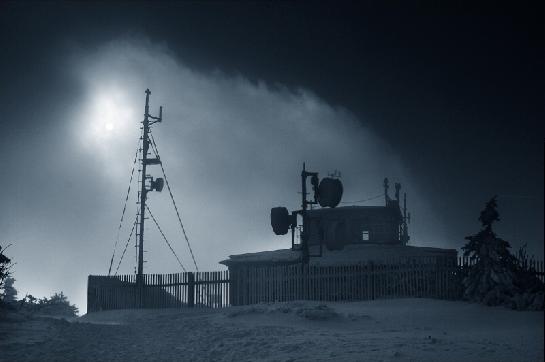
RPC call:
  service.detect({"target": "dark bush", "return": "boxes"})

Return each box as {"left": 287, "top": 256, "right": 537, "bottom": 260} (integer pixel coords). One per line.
{"left": 20, "top": 292, "right": 79, "bottom": 317}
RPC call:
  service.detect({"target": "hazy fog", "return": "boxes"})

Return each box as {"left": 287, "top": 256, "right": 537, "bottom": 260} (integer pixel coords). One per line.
{"left": 1, "top": 38, "right": 454, "bottom": 311}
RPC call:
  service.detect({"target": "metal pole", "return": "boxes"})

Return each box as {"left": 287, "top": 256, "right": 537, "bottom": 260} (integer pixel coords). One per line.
{"left": 402, "top": 192, "right": 408, "bottom": 244}
{"left": 383, "top": 177, "right": 389, "bottom": 205}
{"left": 137, "top": 89, "right": 151, "bottom": 287}
{"left": 301, "top": 163, "right": 309, "bottom": 264}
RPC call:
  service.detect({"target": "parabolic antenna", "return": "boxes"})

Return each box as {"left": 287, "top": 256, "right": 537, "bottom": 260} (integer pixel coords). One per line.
{"left": 271, "top": 207, "right": 290, "bottom": 235}
{"left": 317, "top": 177, "right": 343, "bottom": 208}
{"left": 151, "top": 177, "right": 164, "bottom": 192}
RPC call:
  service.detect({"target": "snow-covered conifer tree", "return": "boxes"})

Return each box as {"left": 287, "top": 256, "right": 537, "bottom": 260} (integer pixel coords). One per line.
{"left": 463, "top": 196, "right": 543, "bottom": 310}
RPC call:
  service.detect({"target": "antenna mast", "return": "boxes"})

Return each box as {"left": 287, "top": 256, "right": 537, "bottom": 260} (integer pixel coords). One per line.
{"left": 137, "top": 89, "right": 163, "bottom": 288}
{"left": 300, "top": 162, "right": 320, "bottom": 264}
{"left": 401, "top": 192, "right": 410, "bottom": 245}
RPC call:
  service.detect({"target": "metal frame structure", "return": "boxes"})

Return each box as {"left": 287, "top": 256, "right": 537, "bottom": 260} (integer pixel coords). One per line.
{"left": 136, "top": 89, "right": 163, "bottom": 290}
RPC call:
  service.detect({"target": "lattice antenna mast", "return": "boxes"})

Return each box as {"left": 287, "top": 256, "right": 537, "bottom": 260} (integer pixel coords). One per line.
{"left": 137, "top": 89, "right": 163, "bottom": 286}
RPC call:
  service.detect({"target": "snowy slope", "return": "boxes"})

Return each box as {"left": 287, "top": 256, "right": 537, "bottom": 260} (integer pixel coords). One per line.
{"left": 0, "top": 299, "right": 542, "bottom": 362}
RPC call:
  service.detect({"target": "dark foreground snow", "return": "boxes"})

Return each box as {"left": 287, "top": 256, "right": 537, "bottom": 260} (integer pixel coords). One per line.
{"left": 0, "top": 299, "right": 542, "bottom": 362}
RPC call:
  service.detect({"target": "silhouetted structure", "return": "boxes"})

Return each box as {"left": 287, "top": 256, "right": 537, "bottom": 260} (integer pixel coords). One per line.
{"left": 222, "top": 166, "right": 456, "bottom": 281}
{"left": 136, "top": 89, "right": 164, "bottom": 293}
{"left": 89, "top": 164, "right": 544, "bottom": 312}
{"left": 105, "top": 89, "right": 199, "bottom": 309}
{"left": 270, "top": 165, "right": 412, "bottom": 263}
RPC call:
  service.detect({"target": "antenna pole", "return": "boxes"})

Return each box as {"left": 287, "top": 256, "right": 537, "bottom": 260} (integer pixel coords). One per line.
{"left": 137, "top": 89, "right": 151, "bottom": 287}
{"left": 301, "top": 162, "right": 307, "bottom": 211}
{"left": 301, "top": 163, "right": 308, "bottom": 264}
{"left": 402, "top": 192, "right": 409, "bottom": 245}
{"left": 383, "top": 177, "right": 390, "bottom": 205}
{"left": 299, "top": 162, "right": 319, "bottom": 263}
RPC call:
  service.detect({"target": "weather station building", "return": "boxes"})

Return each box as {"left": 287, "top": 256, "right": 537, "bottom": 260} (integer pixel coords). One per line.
{"left": 220, "top": 166, "right": 457, "bottom": 271}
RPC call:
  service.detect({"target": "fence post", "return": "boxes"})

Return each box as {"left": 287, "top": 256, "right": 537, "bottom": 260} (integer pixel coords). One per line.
{"left": 87, "top": 276, "right": 95, "bottom": 313}
{"left": 370, "top": 262, "right": 375, "bottom": 300}
{"left": 188, "top": 272, "right": 195, "bottom": 308}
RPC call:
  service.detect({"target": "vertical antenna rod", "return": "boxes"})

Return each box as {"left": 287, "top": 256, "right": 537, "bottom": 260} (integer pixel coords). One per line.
{"left": 301, "top": 162, "right": 308, "bottom": 264}
{"left": 402, "top": 192, "right": 410, "bottom": 245}
{"left": 299, "top": 162, "right": 319, "bottom": 264}
{"left": 383, "top": 177, "right": 390, "bottom": 205}
{"left": 137, "top": 89, "right": 151, "bottom": 285}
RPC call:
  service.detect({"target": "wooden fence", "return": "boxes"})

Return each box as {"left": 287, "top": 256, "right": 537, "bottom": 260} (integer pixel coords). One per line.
{"left": 87, "top": 271, "right": 229, "bottom": 312}
{"left": 88, "top": 256, "right": 544, "bottom": 312}
{"left": 229, "top": 257, "right": 460, "bottom": 305}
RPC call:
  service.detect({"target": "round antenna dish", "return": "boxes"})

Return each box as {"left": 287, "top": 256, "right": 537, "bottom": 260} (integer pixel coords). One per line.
{"left": 152, "top": 178, "right": 164, "bottom": 192}
{"left": 318, "top": 177, "right": 343, "bottom": 208}
{"left": 270, "top": 207, "right": 290, "bottom": 235}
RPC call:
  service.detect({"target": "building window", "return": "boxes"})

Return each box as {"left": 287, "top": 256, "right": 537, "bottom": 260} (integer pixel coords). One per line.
{"left": 362, "top": 230, "right": 369, "bottom": 241}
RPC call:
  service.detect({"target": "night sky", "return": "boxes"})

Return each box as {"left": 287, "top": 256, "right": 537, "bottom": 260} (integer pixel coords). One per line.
{"left": 1, "top": 1, "right": 543, "bottom": 311}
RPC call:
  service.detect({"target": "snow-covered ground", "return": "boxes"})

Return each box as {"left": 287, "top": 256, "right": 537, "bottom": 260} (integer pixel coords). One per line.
{"left": 0, "top": 299, "right": 542, "bottom": 361}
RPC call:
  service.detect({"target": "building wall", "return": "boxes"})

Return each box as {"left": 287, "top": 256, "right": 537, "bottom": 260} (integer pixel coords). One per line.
{"left": 307, "top": 206, "right": 402, "bottom": 248}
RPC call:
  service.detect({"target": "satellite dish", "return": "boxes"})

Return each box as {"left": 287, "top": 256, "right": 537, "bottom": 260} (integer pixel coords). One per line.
{"left": 151, "top": 178, "right": 164, "bottom": 192}
{"left": 271, "top": 207, "right": 290, "bottom": 235}
{"left": 317, "top": 177, "right": 343, "bottom": 208}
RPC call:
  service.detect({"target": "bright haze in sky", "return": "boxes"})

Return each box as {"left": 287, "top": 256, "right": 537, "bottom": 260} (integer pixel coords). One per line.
{"left": 4, "top": 38, "right": 446, "bottom": 311}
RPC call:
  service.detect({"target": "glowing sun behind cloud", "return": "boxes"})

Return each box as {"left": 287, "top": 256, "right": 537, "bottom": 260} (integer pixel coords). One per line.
{"left": 76, "top": 85, "right": 139, "bottom": 154}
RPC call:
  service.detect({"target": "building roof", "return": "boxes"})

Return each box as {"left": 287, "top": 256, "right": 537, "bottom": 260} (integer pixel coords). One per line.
{"left": 307, "top": 205, "right": 400, "bottom": 215}
{"left": 220, "top": 243, "right": 457, "bottom": 267}
{"left": 305, "top": 205, "right": 403, "bottom": 223}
